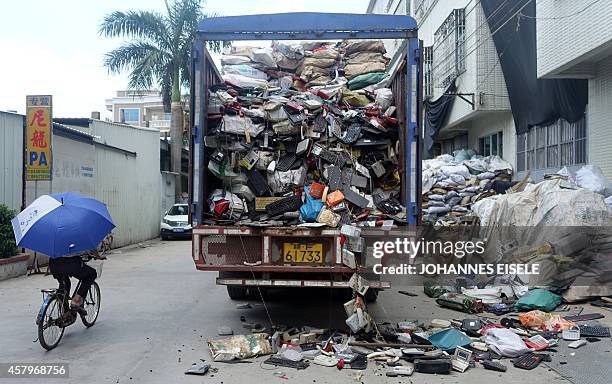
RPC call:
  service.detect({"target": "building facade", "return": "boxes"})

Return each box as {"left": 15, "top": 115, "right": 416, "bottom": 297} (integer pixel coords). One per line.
{"left": 0, "top": 111, "right": 23, "bottom": 211}
{"left": 536, "top": 0, "right": 612, "bottom": 179}
{"left": 369, "top": 0, "right": 517, "bottom": 171}
{"left": 105, "top": 90, "right": 171, "bottom": 134}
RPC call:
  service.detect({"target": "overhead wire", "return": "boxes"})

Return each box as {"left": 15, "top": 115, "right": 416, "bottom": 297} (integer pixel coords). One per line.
{"left": 426, "top": 0, "right": 510, "bottom": 78}
{"left": 517, "top": 0, "right": 602, "bottom": 20}
{"left": 427, "top": 0, "right": 532, "bottom": 80}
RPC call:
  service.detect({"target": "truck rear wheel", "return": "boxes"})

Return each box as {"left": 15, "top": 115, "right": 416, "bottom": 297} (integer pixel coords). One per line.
{"left": 226, "top": 285, "right": 247, "bottom": 300}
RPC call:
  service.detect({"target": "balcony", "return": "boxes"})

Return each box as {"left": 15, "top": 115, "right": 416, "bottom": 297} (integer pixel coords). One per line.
{"left": 148, "top": 112, "right": 171, "bottom": 130}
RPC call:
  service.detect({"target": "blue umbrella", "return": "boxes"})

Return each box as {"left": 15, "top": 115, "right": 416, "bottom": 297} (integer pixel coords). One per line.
{"left": 11, "top": 192, "right": 115, "bottom": 258}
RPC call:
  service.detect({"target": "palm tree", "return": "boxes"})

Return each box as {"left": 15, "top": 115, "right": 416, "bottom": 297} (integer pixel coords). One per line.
{"left": 100, "top": 0, "right": 226, "bottom": 201}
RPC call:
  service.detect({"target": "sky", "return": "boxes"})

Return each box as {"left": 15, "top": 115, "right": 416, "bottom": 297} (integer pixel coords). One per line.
{"left": 0, "top": 0, "right": 369, "bottom": 119}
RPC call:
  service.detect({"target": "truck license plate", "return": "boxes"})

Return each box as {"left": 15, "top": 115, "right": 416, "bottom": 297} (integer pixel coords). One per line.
{"left": 283, "top": 243, "right": 323, "bottom": 263}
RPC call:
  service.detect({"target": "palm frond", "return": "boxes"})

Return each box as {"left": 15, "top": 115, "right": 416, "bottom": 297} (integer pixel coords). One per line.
{"left": 103, "top": 41, "right": 166, "bottom": 74}
{"left": 99, "top": 10, "right": 170, "bottom": 48}
{"left": 127, "top": 48, "right": 169, "bottom": 91}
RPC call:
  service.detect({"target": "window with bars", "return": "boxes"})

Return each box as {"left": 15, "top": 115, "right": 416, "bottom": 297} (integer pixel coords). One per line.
{"left": 516, "top": 116, "right": 586, "bottom": 172}
{"left": 423, "top": 46, "right": 433, "bottom": 98}
{"left": 433, "top": 8, "right": 466, "bottom": 89}
{"left": 478, "top": 131, "right": 503, "bottom": 157}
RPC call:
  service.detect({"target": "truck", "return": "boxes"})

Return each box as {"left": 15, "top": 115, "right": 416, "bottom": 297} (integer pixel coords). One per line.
{"left": 188, "top": 12, "right": 421, "bottom": 301}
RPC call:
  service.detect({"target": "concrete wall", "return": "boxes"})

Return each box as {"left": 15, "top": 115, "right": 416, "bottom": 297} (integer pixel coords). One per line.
{"left": 90, "top": 120, "right": 161, "bottom": 247}
{"left": 469, "top": 112, "right": 516, "bottom": 172}
{"left": 537, "top": 0, "right": 612, "bottom": 78}
{"left": 25, "top": 134, "right": 96, "bottom": 201}
{"left": 587, "top": 55, "right": 612, "bottom": 179}
{"left": 419, "top": 0, "right": 510, "bottom": 129}
{"left": 0, "top": 112, "right": 23, "bottom": 211}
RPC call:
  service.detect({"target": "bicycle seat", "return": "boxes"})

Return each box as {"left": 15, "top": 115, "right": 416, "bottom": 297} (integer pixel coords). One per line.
{"left": 41, "top": 288, "right": 57, "bottom": 293}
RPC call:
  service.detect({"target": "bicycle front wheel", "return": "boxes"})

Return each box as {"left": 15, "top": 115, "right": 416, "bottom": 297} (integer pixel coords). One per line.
{"left": 38, "top": 297, "right": 65, "bottom": 350}
{"left": 81, "top": 282, "right": 101, "bottom": 327}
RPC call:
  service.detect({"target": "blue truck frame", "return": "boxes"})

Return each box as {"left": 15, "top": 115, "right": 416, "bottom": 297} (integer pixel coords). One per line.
{"left": 189, "top": 12, "right": 421, "bottom": 226}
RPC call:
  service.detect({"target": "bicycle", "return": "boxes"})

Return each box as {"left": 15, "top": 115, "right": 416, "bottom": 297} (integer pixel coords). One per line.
{"left": 36, "top": 255, "right": 103, "bottom": 350}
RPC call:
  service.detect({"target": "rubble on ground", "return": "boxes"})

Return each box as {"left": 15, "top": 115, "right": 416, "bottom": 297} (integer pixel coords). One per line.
{"left": 205, "top": 40, "right": 406, "bottom": 229}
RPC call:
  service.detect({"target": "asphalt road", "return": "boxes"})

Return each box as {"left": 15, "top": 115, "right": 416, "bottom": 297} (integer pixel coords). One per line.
{"left": 0, "top": 239, "right": 575, "bottom": 384}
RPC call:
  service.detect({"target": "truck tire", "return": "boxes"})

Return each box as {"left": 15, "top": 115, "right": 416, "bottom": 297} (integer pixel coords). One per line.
{"left": 365, "top": 289, "right": 379, "bottom": 303}
{"left": 226, "top": 285, "right": 248, "bottom": 300}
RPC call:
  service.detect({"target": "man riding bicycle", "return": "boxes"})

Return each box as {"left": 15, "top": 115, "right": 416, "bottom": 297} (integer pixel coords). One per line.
{"left": 49, "top": 250, "right": 104, "bottom": 315}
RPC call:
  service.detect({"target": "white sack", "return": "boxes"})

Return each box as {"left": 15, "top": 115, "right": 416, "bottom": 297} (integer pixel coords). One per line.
{"left": 221, "top": 55, "right": 252, "bottom": 65}
{"left": 222, "top": 64, "right": 267, "bottom": 80}
{"left": 374, "top": 88, "right": 393, "bottom": 111}
{"left": 222, "top": 115, "right": 264, "bottom": 137}
{"left": 576, "top": 165, "right": 608, "bottom": 194}
{"left": 223, "top": 73, "right": 269, "bottom": 88}
{"left": 483, "top": 328, "right": 530, "bottom": 357}
{"left": 250, "top": 48, "right": 277, "bottom": 68}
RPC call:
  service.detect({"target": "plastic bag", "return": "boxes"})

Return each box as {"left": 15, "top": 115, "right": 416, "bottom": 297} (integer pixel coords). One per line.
{"left": 300, "top": 186, "right": 324, "bottom": 222}
{"left": 374, "top": 88, "right": 393, "bottom": 110}
{"left": 222, "top": 115, "right": 264, "bottom": 137}
{"left": 341, "top": 88, "right": 370, "bottom": 107}
{"left": 576, "top": 165, "right": 608, "bottom": 194}
{"left": 483, "top": 328, "right": 530, "bottom": 357}
{"left": 208, "top": 334, "right": 272, "bottom": 362}
{"left": 428, "top": 328, "right": 472, "bottom": 352}
{"left": 347, "top": 72, "right": 389, "bottom": 90}
{"left": 223, "top": 64, "right": 268, "bottom": 80}
{"left": 518, "top": 310, "right": 576, "bottom": 331}
{"left": 268, "top": 166, "right": 307, "bottom": 193}
{"left": 514, "top": 288, "right": 561, "bottom": 312}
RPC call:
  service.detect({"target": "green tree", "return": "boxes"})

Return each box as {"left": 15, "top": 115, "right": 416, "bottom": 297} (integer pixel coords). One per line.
{"left": 99, "top": 0, "right": 226, "bottom": 200}
{"left": 0, "top": 204, "right": 17, "bottom": 259}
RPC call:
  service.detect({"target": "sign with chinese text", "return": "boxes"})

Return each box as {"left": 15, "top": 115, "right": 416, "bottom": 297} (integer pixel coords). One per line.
{"left": 26, "top": 95, "right": 52, "bottom": 180}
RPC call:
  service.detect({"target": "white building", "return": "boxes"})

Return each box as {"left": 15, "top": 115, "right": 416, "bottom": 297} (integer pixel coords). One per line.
{"left": 105, "top": 90, "right": 171, "bottom": 134}
{"left": 536, "top": 0, "right": 612, "bottom": 179}
{"left": 369, "top": 0, "right": 517, "bottom": 171}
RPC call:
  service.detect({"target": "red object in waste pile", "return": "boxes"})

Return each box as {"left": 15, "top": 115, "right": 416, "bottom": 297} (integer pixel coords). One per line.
{"left": 336, "top": 358, "right": 345, "bottom": 370}
{"left": 364, "top": 107, "right": 380, "bottom": 117}
{"left": 355, "top": 211, "right": 371, "bottom": 221}
{"left": 285, "top": 101, "right": 304, "bottom": 113}
{"left": 213, "top": 200, "right": 230, "bottom": 217}
{"left": 326, "top": 191, "right": 345, "bottom": 206}
{"left": 383, "top": 115, "right": 399, "bottom": 127}
{"left": 309, "top": 89, "right": 331, "bottom": 99}
{"left": 309, "top": 182, "right": 325, "bottom": 199}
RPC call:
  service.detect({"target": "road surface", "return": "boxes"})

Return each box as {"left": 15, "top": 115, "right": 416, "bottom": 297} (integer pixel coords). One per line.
{"left": 0, "top": 239, "right": 577, "bottom": 383}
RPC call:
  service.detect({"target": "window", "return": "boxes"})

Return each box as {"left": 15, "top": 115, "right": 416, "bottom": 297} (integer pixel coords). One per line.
{"left": 516, "top": 116, "right": 586, "bottom": 173}
{"left": 433, "top": 8, "right": 466, "bottom": 89}
{"left": 120, "top": 108, "right": 140, "bottom": 123}
{"left": 423, "top": 46, "right": 433, "bottom": 98}
{"left": 479, "top": 132, "right": 503, "bottom": 157}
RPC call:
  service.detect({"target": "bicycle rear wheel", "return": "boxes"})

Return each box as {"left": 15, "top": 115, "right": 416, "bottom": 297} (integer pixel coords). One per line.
{"left": 81, "top": 282, "right": 101, "bottom": 327}
{"left": 38, "top": 297, "right": 65, "bottom": 350}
